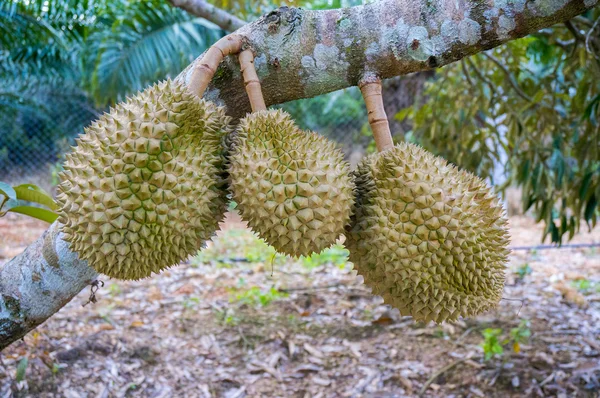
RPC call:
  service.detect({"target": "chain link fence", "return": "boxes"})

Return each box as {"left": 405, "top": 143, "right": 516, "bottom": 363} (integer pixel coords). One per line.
{"left": 0, "top": 94, "right": 100, "bottom": 192}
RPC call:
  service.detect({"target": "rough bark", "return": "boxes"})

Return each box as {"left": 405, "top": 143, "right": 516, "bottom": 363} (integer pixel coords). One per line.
{"left": 176, "top": 0, "right": 599, "bottom": 119}
{"left": 168, "top": 0, "right": 246, "bottom": 31}
{"left": 0, "top": 223, "right": 97, "bottom": 351}
{"left": 169, "top": 0, "right": 433, "bottom": 135}
{"left": 1, "top": 0, "right": 598, "bottom": 351}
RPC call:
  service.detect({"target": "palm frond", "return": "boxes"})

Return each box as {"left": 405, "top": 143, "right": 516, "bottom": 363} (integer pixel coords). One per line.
{"left": 85, "top": 0, "right": 224, "bottom": 105}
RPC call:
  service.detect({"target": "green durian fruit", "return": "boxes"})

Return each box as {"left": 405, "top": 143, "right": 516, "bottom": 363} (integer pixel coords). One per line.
{"left": 228, "top": 109, "right": 354, "bottom": 257}
{"left": 57, "top": 79, "right": 231, "bottom": 280}
{"left": 346, "top": 142, "right": 510, "bottom": 323}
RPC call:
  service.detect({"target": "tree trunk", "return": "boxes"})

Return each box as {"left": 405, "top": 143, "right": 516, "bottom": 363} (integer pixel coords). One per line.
{"left": 1, "top": 0, "right": 598, "bottom": 350}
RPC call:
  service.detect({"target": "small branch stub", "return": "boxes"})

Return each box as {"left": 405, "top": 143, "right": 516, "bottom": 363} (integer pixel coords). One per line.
{"left": 239, "top": 49, "right": 267, "bottom": 112}
{"left": 188, "top": 34, "right": 243, "bottom": 97}
{"left": 359, "top": 78, "right": 393, "bottom": 152}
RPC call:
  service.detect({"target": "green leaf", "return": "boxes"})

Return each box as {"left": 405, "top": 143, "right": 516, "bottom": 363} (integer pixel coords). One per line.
{"left": 16, "top": 357, "right": 28, "bottom": 382}
{"left": 13, "top": 184, "right": 57, "bottom": 210}
{"left": 395, "top": 107, "right": 412, "bottom": 122}
{"left": 0, "top": 182, "right": 17, "bottom": 201}
{"left": 584, "top": 194, "right": 598, "bottom": 223}
{"left": 8, "top": 206, "right": 58, "bottom": 223}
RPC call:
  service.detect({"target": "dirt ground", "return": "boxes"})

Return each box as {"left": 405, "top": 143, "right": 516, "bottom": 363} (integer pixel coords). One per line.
{"left": 0, "top": 213, "right": 599, "bottom": 398}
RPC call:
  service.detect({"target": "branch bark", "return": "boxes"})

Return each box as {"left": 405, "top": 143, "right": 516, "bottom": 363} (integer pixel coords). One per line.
{"left": 1, "top": 0, "right": 598, "bottom": 351}
{"left": 168, "top": 0, "right": 246, "bottom": 31}
{"left": 176, "top": 0, "right": 599, "bottom": 118}
{"left": 0, "top": 223, "right": 97, "bottom": 351}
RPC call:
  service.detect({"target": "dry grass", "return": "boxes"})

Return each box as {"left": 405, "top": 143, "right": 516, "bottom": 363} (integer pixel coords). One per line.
{"left": 0, "top": 213, "right": 599, "bottom": 397}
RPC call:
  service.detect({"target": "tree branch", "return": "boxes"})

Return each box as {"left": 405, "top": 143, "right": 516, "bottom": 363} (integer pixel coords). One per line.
{"left": 482, "top": 52, "right": 534, "bottom": 102}
{"left": 0, "top": 223, "right": 97, "bottom": 351}
{"left": 168, "top": 0, "right": 246, "bottom": 31}
{"left": 176, "top": 0, "right": 599, "bottom": 119}
{"left": 1, "top": 0, "right": 598, "bottom": 351}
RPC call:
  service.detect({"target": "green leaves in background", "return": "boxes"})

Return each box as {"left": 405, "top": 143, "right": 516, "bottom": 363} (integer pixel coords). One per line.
{"left": 400, "top": 10, "right": 600, "bottom": 243}
{"left": 0, "top": 181, "right": 58, "bottom": 223}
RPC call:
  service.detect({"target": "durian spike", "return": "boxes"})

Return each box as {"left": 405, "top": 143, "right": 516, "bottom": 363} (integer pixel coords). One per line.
{"left": 359, "top": 76, "right": 393, "bottom": 152}
{"left": 189, "top": 34, "right": 243, "bottom": 97}
{"left": 239, "top": 49, "right": 267, "bottom": 112}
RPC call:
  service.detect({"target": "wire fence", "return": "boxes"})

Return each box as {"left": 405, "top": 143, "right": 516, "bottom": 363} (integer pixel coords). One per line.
{"left": 0, "top": 96, "right": 100, "bottom": 191}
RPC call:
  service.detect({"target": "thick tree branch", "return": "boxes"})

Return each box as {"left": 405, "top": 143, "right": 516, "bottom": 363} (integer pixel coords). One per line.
{"left": 176, "top": 0, "right": 599, "bottom": 118}
{"left": 1, "top": 0, "right": 598, "bottom": 351}
{"left": 168, "top": 0, "right": 246, "bottom": 31}
{"left": 0, "top": 223, "right": 97, "bottom": 351}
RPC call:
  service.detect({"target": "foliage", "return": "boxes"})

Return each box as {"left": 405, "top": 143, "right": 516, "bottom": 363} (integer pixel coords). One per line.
{"left": 481, "top": 320, "right": 531, "bottom": 361}
{"left": 302, "top": 244, "right": 349, "bottom": 269}
{"left": 0, "top": 0, "right": 224, "bottom": 171}
{"left": 231, "top": 286, "right": 288, "bottom": 307}
{"left": 401, "top": 11, "right": 600, "bottom": 243}
{"left": 570, "top": 278, "right": 600, "bottom": 294}
{"left": 82, "top": 0, "right": 223, "bottom": 105}
{"left": 515, "top": 263, "right": 533, "bottom": 279}
{"left": 481, "top": 328, "right": 504, "bottom": 360}
{"left": 15, "top": 357, "right": 28, "bottom": 383}
{"left": 0, "top": 182, "right": 58, "bottom": 223}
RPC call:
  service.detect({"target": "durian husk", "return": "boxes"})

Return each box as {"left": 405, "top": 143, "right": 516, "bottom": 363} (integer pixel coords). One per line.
{"left": 228, "top": 109, "right": 354, "bottom": 257}
{"left": 57, "top": 79, "right": 231, "bottom": 280}
{"left": 346, "top": 142, "right": 510, "bottom": 323}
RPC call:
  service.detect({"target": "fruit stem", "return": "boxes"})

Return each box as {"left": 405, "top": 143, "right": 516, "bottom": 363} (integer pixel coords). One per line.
{"left": 239, "top": 49, "right": 267, "bottom": 112}
{"left": 359, "top": 77, "right": 393, "bottom": 152}
{"left": 188, "top": 34, "right": 243, "bottom": 97}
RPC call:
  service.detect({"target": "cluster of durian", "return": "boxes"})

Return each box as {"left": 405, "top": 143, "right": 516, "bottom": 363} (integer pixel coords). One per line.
{"left": 57, "top": 77, "right": 508, "bottom": 323}
{"left": 57, "top": 79, "right": 231, "bottom": 280}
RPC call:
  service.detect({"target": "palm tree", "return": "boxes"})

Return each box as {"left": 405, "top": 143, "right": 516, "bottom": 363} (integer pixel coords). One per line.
{"left": 0, "top": 0, "right": 224, "bottom": 173}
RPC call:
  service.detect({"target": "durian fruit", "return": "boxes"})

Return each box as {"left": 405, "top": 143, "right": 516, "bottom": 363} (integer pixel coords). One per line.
{"left": 346, "top": 143, "right": 509, "bottom": 323}
{"left": 57, "top": 79, "right": 231, "bottom": 280}
{"left": 228, "top": 109, "right": 354, "bottom": 257}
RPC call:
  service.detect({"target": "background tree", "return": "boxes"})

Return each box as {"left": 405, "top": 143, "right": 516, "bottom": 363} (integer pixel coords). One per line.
{"left": 401, "top": 11, "right": 600, "bottom": 243}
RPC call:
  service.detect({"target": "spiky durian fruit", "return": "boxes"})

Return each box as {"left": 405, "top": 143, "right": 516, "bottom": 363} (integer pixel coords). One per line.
{"left": 346, "top": 143, "right": 509, "bottom": 323}
{"left": 229, "top": 109, "right": 354, "bottom": 257}
{"left": 57, "top": 79, "right": 231, "bottom": 280}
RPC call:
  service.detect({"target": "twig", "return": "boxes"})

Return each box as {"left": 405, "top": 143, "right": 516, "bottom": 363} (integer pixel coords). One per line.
{"left": 359, "top": 75, "right": 394, "bottom": 152}
{"left": 465, "top": 57, "right": 497, "bottom": 100}
{"left": 454, "top": 327, "right": 475, "bottom": 346}
{"left": 501, "top": 297, "right": 525, "bottom": 316}
{"left": 82, "top": 279, "right": 104, "bottom": 307}
{"left": 168, "top": 0, "right": 246, "bottom": 32}
{"left": 460, "top": 59, "right": 475, "bottom": 88}
{"left": 574, "top": 15, "right": 594, "bottom": 27}
{"left": 239, "top": 49, "right": 267, "bottom": 112}
{"left": 565, "top": 20, "right": 585, "bottom": 42}
{"left": 419, "top": 356, "right": 470, "bottom": 396}
{"left": 237, "top": 326, "right": 252, "bottom": 349}
{"left": 482, "top": 52, "right": 533, "bottom": 103}
{"left": 585, "top": 16, "right": 600, "bottom": 61}
{"left": 188, "top": 34, "right": 243, "bottom": 97}
{"left": 278, "top": 283, "right": 350, "bottom": 293}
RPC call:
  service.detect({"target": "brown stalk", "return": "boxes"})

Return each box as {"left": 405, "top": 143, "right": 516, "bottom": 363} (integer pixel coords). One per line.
{"left": 188, "top": 34, "right": 243, "bottom": 97}
{"left": 359, "top": 78, "right": 394, "bottom": 152}
{"left": 239, "top": 49, "right": 267, "bottom": 112}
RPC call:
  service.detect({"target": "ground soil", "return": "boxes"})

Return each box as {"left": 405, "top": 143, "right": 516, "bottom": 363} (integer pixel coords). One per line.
{"left": 0, "top": 213, "right": 599, "bottom": 398}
